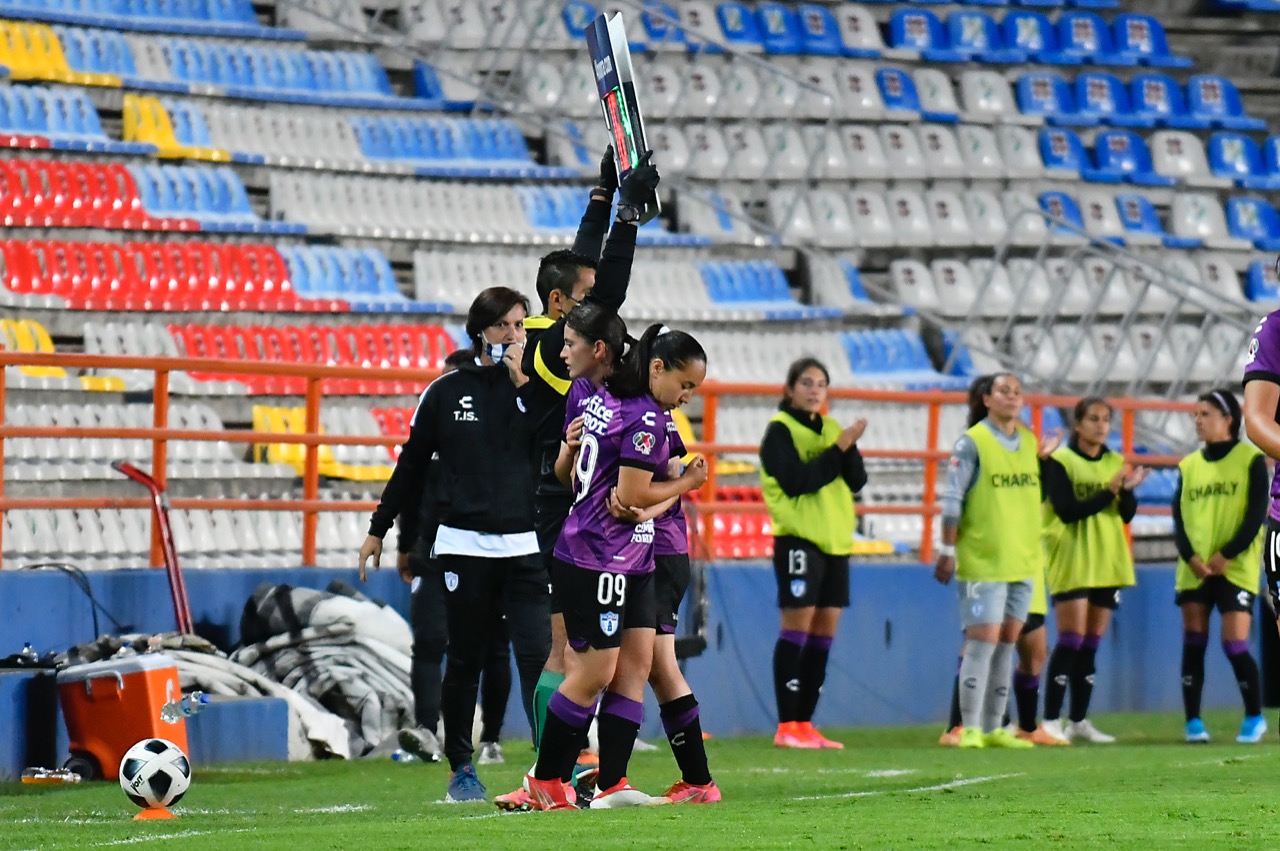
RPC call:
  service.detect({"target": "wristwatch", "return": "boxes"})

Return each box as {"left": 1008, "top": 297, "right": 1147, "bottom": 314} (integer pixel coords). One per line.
{"left": 616, "top": 203, "right": 641, "bottom": 224}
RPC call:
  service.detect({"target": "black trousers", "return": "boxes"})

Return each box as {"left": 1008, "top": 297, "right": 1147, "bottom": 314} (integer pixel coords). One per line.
{"left": 438, "top": 551, "right": 550, "bottom": 769}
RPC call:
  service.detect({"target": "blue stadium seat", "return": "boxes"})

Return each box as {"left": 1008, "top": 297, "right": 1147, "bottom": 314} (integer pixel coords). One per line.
{"left": 1039, "top": 190, "right": 1086, "bottom": 234}
{"left": 1068, "top": 0, "right": 1119, "bottom": 10}
{"left": 1207, "top": 132, "right": 1280, "bottom": 189}
{"left": 412, "top": 61, "right": 473, "bottom": 112}
{"left": 837, "top": 260, "right": 874, "bottom": 302}
{"left": 1187, "top": 76, "right": 1267, "bottom": 131}
{"left": 1261, "top": 137, "right": 1280, "bottom": 188}
{"left": 1245, "top": 259, "right": 1280, "bottom": 301}
{"left": 756, "top": 3, "right": 803, "bottom": 54}
{"left": 1017, "top": 72, "right": 1093, "bottom": 125}
{"left": 1093, "top": 130, "right": 1176, "bottom": 186}
{"left": 1039, "top": 127, "right": 1120, "bottom": 182}
{"left": 1227, "top": 197, "right": 1280, "bottom": 250}
{"left": 1057, "top": 12, "right": 1136, "bottom": 65}
{"left": 876, "top": 68, "right": 923, "bottom": 117}
{"left": 717, "top": 2, "right": 765, "bottom": 50}
{"left": 560, "top": 0, "right": 599, "bottom": 41}
{"left": 1002, "top": 11, "right": 1080, "bottom": 64}
{"left": 1114, "top": 192, "right": 1201, "bottom": 247}
{"left": 889, "top": 10, "right": 969, "bottom": 62}
{"left": 1130, "top": 74, "right": 1209, "bottom": 129}
{"left": 947, "top": 11, "right": 1027, "bottom": 63}
{"left": 1112, "top": 14, "right": 1193, "bottom": 68}
{"left": 1075, "top": 72, "right": 1151, "bottom": 127}
{"left": 941, "top": 331, "right": 975, "bottom": 377}
{"left": 796, "top": 4, "right": 843, "bottom": 55}
{"left": 641, "top": 1, "right": 686, "bottom": 51}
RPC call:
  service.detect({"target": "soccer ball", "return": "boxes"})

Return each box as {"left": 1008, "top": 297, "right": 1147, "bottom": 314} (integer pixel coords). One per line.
{"left": 118, "top": 738, "right": 192, "bottom": 809}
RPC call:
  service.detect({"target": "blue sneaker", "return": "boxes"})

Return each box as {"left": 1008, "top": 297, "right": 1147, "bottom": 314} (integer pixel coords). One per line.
{"left": 1185, "top": 718, "right": 1210, "bottom": 743}
{"left": 1237, "top": 715, "right": 1268, "bottom": 744}
{"left": 446, "top": 763, "right": 487, "bottom": 803}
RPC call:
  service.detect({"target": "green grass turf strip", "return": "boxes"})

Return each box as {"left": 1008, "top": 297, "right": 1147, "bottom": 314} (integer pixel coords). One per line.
{"left": 4, "top": 710, "right": 1278, "bottom": 850}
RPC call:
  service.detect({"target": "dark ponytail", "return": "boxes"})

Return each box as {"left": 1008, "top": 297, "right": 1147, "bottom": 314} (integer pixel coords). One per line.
{"left": 966, "top": 372, "right": 1017, "bottom": 427}
{"left": 1199, "top": 387, "right": 1242, "bottom": 441}
{"left": 608, "top": 323, "right": 707, "bottom": 399}
{"left": 565, "top": 302, "right": 629, "bottom": 366}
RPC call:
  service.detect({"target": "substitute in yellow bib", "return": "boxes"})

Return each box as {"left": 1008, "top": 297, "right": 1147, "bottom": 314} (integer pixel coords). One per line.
{"left": 935, "top": 373, "right": 1060, "bottom": 750}
{"left": 760, "top": 357, "right": 867, "bottom": 750}
{"left": 1039, "top": 398, "right": 1147, "bottom": 745}
{"left": 1173, "top": 389, "right": 1268, "bottom": 745}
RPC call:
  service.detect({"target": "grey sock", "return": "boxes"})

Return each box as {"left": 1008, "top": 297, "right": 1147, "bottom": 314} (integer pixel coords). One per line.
{"left": 983, "top": 641, "right": 1017, "bottom": 734}
{"left": 958, "top": 640, "right": 996, "bottom": 731}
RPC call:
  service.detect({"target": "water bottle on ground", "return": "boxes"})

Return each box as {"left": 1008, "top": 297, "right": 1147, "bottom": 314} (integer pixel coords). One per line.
{"left": 160, "top": 690, "right": 210, "bottom": 724}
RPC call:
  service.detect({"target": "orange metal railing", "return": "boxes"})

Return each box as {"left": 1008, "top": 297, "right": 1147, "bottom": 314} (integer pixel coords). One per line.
{"left": 0, "top": 351, "right": 1197, "bottom": 567}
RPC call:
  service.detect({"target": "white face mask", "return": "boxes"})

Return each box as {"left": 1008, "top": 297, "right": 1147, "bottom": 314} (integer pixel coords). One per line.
{"left": 486, "top": 342, "right": 507, "bottom": 362}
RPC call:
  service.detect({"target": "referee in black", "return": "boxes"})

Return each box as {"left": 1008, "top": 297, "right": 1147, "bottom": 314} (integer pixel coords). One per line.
{"left": 518, "top": 148, "right": 660, "bottom": 753}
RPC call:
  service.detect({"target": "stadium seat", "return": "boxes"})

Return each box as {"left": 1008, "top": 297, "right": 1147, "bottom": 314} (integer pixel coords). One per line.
{"left": 961, "top": 70, "right": 1034, "bottom": 125}
{"left": 765, "top": 187, "right": 817, "bottom": 243}
{"left": 1129, "top": 74, "right": 1208, "bottom": 129}
{"left": 1226, "top": 197, "right": 1280, "bottom": 251}
{"left": 963, "top": 189, "right": 1014, "bottom": 245}
{"left": 889, "top": 10, "right": 969, "bottom": 62}
{"left": 1003, "top": 189, "right": 1050, "bottom": 245}
{"left": 1076, "top": 73, "right": 1150, "bottom": 127}
{"left": 916, "top": 125, "right": 967, "bottom": 178}
{"left": 1058, "top": 12, "right": 1136, "bottom": 65}
{"left": 946, "top": 11, "right": 1028, "bottom": 64}
{"left": 885, "top": 189, "right": 935, "bottom": 247}
{"left": 795, "top": 4, "right": 843, "bottom": 56}
{"left": 830, "top": 4, "right": 893, "bottom": 58}
{"left": 1207, "top": 132, "right": 1280, "bottom": 190}
{"left": 1039, "top": 190, "right": 1088, "bottom": 241}
{"left": 889, "top": 259, "right": 939, "bottom": 310}
{"left": 756, "top": 3, "right": 804, "bottom": 54}
{"left": 1192, "top": 253, "right": 1246, "bottom": 304}
{"left": 912, "top": 68, "right": 962, "bottom": 123}
{"left": 1113, "top": 14, "right": 1193, "bottom": 68}
{"left": 1245, "top": 259, "right": 1280, "bottom": 301}
{"left": 842, "top": 125, "right": 890, "bottom": 179}
{"left": 678, "top": 61, "right": 724, "bottom": 117}
{"left": 848, "top": 190, "right": 896, "bottom": 248}
{"left": 876, "top": 68, "right": 925, "bottom": 119}
{"left": 965, "top": 259, "right": 1018, "bottom": 317}
{"left": 1114, "top": 192, "right": 1200, "bottom": 248}
{"left": 1093, "top": 130, "right": 1175, "bottom": 186}
{"left": 996, "top": 124, "right": 1046, "bottom": 178}
{"left": 1002, "top": 11, "right": 1079, "bottom": 65}
{"left": 1149, "top": 130, "right": 1232, "bottom": 188}
{"left": 1187, "top": 76, "right": 1267, "bottom": 131}
{"left": 955, "top": 124, "right": 1005, "bottom": 179}
{"left": 679, "top": 2, "right": 725, "bottom": 51}
{"left": 930, "top": 259, "right": 979, "bottom": 315}
{"left": 1078, "top": 188, "right": 1127, "bottom": 244}
{"left": 1017, "top": 72, "right": 1092, "bottom": 125}
{"left": 1170, "top": 193, "right": 1252, "bottom": 250}
{"left": 879, "top": 124, "right": 927, "bottom": 179}
{"left": 717, "top": 1, "right": 765, "bottom": 52}
{"left": 1039, "top": 127, "right": 1118, "bottom": 182}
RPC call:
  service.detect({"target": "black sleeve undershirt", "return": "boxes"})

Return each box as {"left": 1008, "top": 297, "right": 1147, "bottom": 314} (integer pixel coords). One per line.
{"left": 759, "top": 422, "right": 843, "bottom": 498}
{"left": 1042, "top": 455, "right": 1120, "bottom": 524}
{"left": 1220, "top": 454, "right": 1270, "bottom": 560}
{"left": 369, "top": 389, "right": 438, "bottom": 539}
{"left": 1172, "top": 475, "right": 1194, "bottom": 562}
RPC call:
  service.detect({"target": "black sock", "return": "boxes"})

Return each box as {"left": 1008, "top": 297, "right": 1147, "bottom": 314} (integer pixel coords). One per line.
{"left": 948, "top": 667, "right": 962, "bottom": 729}
{"left": 533, "top": 692, "right": 592, "bottom": 782}
{"left": 796, "top": 634, "right": 833, "bottom": 723}
{"left": 1014, "top": 672, "right": 1040, "bottom": 733}
{"left": 597, "top": 691, "right": 642, "bottom": 792}
{"left": 1044, "top": 634, "right": 1082, "bottom": 721}
{"left": 1225, "top": 640, "right": 1263, "bottom": 717}
{"left": 660, "top": 694, "right": 712, "bottom": 786}
{"left": 561, "top": 723, "right": 593, "bottom": 784}
{"left": 1182, "top": 632, "right": 1208, "bottom": 722}
{"left": 1069, "top": 637, "right": 1100, "bottom": 723}
{"left": 773, "top": 630, "right": 805, "bottom": 723}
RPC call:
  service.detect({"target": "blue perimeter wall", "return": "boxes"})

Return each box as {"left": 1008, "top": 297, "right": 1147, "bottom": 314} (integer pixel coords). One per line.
{"left": 0, "top": 562, "right": 1257, "bottom": 756}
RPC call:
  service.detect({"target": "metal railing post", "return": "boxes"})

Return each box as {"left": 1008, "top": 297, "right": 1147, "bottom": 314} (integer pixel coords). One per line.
{"left": 302, "top": 376, "right": 322, "bottom": 567}
{"left": 149, "top": 369, "right": 169, "bottom": 568}
{"left": 700, "top": 390, "right": 720, "bottom": 556}
{"left": 920, "top": 399, "right": 941, "bottom": 564}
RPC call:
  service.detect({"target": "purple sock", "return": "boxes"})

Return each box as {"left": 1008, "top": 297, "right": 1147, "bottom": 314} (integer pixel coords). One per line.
{"left": 548, "top": 690, "right": 594, "bottom": 727}
{"left": 1057, "top": 631, "right": 1085, "bottom": 651}
{"left": 779, "top": 629, "right": 807, "bottom": 647}
{"left": 1014, "top": 672, "right": 1040, "bottom": 690}
{"left": 1081, "top": 634, "right": 1102, "bottom": 651}
{"left": 1184, "top": 631, "right": 1209, "bottom": 648}
{"left": 1224, "top": 639, "right": 1251, "bottom": 657}
{"left": 805, "top": 634, "right": 834, "bottom": 651}
{"left": 600, "top": 691, "right": 644, "bottom": 725}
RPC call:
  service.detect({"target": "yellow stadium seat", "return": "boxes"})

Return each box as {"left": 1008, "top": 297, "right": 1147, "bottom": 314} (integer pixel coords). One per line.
{"left": 122, "top": 94, "right": 231, "bottom": 162}
{"left": 251, "top": 406, "right": 392, "bottom": 481}
{"left": 0, "top": 22, "right": 119, "bottom": 87}
{"left": 0, "top": 319, "right": 124, "bottom": 391}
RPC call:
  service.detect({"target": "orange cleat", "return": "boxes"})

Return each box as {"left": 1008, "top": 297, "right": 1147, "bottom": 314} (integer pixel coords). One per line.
{"left": 774, "top": 721, "right": 821, "bottom": 749}
{"left": 938, "top": 726, "right": 964, "bottom": 747}
{"left": 522, "top": 774, "right": 576, "bottom": 811}
{"left": 1017, "top": 725, "right": 1070, "bottom": 746}
{"left": 662, "top": 780, "right": 722, "bottom": 804}
{"left": 795, "top": 722, "right": 844, "bottom": 749}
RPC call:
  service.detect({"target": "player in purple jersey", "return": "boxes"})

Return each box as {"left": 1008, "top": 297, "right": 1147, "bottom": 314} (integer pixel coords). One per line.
{"left": 1242, "top": 307, "right": 1280, "bottom": 659}
{"left": 524, "top": 324, "right": 708, "bottom": 811}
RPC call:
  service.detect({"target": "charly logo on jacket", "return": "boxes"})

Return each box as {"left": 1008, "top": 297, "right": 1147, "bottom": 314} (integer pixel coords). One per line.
{"left": 632, "top": 431, "right": 655, "bottom": 455}
{"left": 444, "top": 572, "right": 459, "bottom": 592}
{"left": 600, "top": 611, "right": 619, "bottom": 636}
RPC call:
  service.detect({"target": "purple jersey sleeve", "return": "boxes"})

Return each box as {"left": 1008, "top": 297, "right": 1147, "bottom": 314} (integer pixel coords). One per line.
{"left": 618, "top": 398, "right": 664, "bottom": 471}
{"left": 562, "top": 377, "right": 595, "bottom": 435}
{"left": 1244, "top": 309, "right": 1280, "bottom": 383}
{"left": 654, "top": 412, "right": 689, "bottom": 556}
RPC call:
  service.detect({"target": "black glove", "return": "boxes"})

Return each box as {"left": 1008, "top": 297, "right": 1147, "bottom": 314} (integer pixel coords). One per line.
{"left": 617, "top": 150, "right": 659, "bottom": 207}
{"left": 598, "top": 144, "right": 618, "bottom": 193}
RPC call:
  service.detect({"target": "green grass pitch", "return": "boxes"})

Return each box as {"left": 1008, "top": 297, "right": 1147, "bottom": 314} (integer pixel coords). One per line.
{"left": 5, "top": 709, "right": 1279, "bottom": 850}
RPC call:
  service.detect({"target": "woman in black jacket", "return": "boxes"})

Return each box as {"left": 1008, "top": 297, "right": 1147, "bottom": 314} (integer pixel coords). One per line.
{"left": 359, "top": 286, "right": 546, "bottom": 804}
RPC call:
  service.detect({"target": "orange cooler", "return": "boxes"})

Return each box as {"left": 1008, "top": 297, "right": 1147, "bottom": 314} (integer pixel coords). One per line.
{"left": 57, "top": 654, "right": 188, "bottom": 780}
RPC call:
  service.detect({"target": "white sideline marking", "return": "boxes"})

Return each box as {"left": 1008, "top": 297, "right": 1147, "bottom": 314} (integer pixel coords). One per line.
{"left": 793, "top": 772, "right": 1024, "bottom": 802}
{"left": 461, "top": 811, "right": 533, "bottom": 820}
{"left": 93, "top": 828, "right": 250, "bottom": 847}
{"left": 862, "top": 769, "right": 918, "bottom": 778}
{"left": 294, "top": 804, "right": 371, "bottom": 814}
